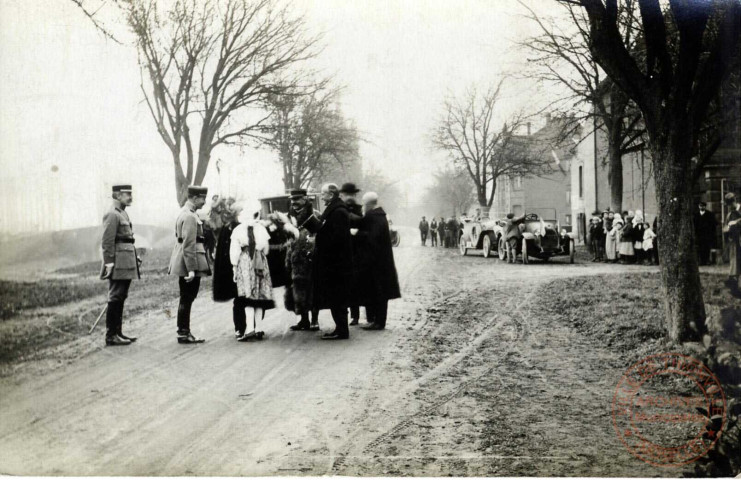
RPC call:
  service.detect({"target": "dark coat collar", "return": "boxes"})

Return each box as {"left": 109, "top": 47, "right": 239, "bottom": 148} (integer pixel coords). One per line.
{"left": 366, "top": 206, "right": 386, "bottom": 217}
{"left": 321, "top": 197, "right": 347, "bottom": 220}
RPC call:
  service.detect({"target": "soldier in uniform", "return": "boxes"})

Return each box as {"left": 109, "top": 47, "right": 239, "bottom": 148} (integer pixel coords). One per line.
{"left": 168, "top": 185, "right": 212, "bottom": 344}
{"left": 100, "top": 184, "right": 141, "bottom": 346}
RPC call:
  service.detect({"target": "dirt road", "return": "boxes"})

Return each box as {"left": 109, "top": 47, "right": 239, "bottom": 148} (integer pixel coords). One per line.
{"left": 0, "top": 235, "right": 685, "bottom": 476}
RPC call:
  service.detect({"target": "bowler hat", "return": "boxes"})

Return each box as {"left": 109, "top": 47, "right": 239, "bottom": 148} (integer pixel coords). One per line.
{"left": 506, "top": 213, "right": 514, "bottom": 219}
{"left": 339, "top": 182, "right": 361, "bottom": 194}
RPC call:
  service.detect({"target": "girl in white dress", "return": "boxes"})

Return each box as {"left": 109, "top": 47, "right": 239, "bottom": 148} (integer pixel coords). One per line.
{"left": 230, "top": 202, "right": 275, "bottom": 341}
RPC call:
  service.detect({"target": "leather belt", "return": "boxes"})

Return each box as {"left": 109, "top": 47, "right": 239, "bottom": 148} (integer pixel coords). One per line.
{"left": 115, "top": 238, "right": 135, "bottom": 244}
{"left": 177, "top": 236, "right": 206, "bottom": 244}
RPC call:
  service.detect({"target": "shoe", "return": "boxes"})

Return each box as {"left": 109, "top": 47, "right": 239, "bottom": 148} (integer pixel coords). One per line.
{"left": 238, "top": 331, "right": 257, "bottom": 342}
{"left": 106, "top": 335, "right": 131, "bottom": 346}
{"left": 290, "top": 323, "right": 311, "bottom": 331}
{"left": 321, "top": 332, "right": 349, "bottom": 340}
{"left": 235, "top": 330, "right": 243, "bottom": 338}
{"left": 349, "top": 318, "right": 359, "bottom": 326}
{"left": 118, "top": 332, "right": 137, "bottom": 342}
{"left": 309, "top": 323, "right": 320, "bottom": 331}
{"left": 256, "top": 331, "right": 266, "bottom": 340}
{"left": 361, "top": 323, "right": 385, "bottom": 330}
{"left": 178, "top": 333, "right": 205, "bottom": 344}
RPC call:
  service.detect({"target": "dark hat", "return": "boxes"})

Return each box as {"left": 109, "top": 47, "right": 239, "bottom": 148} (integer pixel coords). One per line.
{"left": 339, "top": 182, "right": 361, "bottom": 194}
{"left": 187, "top": 185, "right": 208, "bottom": 197}
{"left": 698, "top": 201, "right": 707, "bottom": 207}
{"left": 289, "top": 188, "right": 307, "bottom": 199}
{"left": 506, "top": 213, "right": 514, "bottom": 219}
{"left": 591, "top": 210, "right": 601, "bottom": 216}
{"left": 112, "top": 184, "right": 132, "bottom": 193}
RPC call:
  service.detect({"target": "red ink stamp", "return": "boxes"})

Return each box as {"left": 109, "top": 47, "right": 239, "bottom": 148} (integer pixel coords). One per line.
{"left": 612, "top": 353, "right": 726, "bottom": 467}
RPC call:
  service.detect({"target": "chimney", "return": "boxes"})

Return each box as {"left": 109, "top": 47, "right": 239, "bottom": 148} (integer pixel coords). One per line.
{"left": 527, "top": 122, "right": 531, "bottom": 135}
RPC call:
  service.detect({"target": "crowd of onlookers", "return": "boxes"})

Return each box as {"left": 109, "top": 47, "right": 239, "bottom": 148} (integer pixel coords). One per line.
{"left": 418, "top": 216, "right": 462, "bottom": 248}
{"left": 588, "top": 208, "right": 658, "bottom": 265}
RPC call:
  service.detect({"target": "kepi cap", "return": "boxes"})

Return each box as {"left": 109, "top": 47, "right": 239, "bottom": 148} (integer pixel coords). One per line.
{"left": 289, "top": 188, "right": 307, "bottom": 199}
{"left": 112, "top": 184, "right": 132, "bottom": 193}
{"left": 187, "top": 185, "right": 208, "bottom": 197}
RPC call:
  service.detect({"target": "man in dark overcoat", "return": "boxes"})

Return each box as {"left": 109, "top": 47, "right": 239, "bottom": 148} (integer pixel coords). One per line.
{"left": 100, "top": 184, "right": 141, "bottom": 346}
{"left": 210, "top": 203, "right": 246, "bottom": 337}
{"left": 694, "top": 201, "right": 717, "bottom": 266}
{"left": 314, "top": 183, "right": 353, "bottom": 340}
{"left": 340, "top": 182, "right": 366, "bottom": 326}
{"left": 356, "top": 192, "right": 401, "bottom": 330}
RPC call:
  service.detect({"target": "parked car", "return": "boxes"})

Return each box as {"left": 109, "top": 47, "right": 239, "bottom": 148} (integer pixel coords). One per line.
{"left": 498, "top": 210, "right": 575, "bottom": 264}
{"left": 258, "top": 193, "right": 321, "bottom": 217}
{"left": 458, "top": 215, "right": 506, "bottom": 258}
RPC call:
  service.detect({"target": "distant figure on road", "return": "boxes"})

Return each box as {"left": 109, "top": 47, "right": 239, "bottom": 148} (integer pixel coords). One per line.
{"left": 430, "top": 217, "right": 439, "bottom": 247}
{"left": 446, "top": 216, "right": 460, "bottom": 248}
{"left": 314, "top": 183, "right": 353, "bottom": 340}
{"left": 230, "top": 200, "right": 276, "bottom": 341}
{"left": 438, "top": 218, "right": 447, "bottom": 247}
{"left": 694, "top": 201, "right": 717, "bottom": 266}
{"left": 504, "top": 213, "right": 525, "bottom": 263}
{"left": 168, "top": 185, "right": 211, "bottom": 344}
{"left": 419, "top": 216, "right": 429, "bottom": 246}
{"left": 355, "top": 192, "right": 401, "bottom": 330}
{"left": 340, "top": 182, "right": 364, "bottom": 326}
{"left": 588, "top": 211, "right": 604, "bottom": 262}
{"left": 100, "top": 184, "right": 141, "bottom": 346}
{"left": 723, "top": 193, "right": 741, "bottom": 296}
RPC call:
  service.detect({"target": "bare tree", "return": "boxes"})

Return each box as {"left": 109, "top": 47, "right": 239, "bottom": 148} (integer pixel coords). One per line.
{"left": 261, "top": 85, "right": 360, "bottom": 190}
{"left": 519, "top": 1, "right": 645, "bottom": 211}
{"left": 68, "top": 0, "right": 122, "bottom": 43}
{"left": 124, "top": 0, "right": 318, "bottom": 205}
{"left": 432, "top": 81, "right": 551, "bottom": 209}
{"left": 564, "top": 0, "right": 741, "bottom": 342}
{"left": 423, "top": 166, "right": 476, "bottom": 217}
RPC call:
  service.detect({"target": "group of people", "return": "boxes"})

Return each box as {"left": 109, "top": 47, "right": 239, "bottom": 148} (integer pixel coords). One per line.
{"left": 418, "top": 216, "right": 461, "bottom": 248}
{"left": 587, "top": 208, "right": 658, "bottom": 265}
{"left": 99, "top": 182, "right": 401, "bottom": 346}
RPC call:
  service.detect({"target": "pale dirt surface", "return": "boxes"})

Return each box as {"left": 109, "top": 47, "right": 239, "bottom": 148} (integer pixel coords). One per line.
{"left": 0, "top": 235, "right": 691, "bottom": 476}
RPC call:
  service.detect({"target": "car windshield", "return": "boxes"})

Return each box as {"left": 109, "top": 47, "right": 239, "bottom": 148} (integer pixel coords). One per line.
{"left": 525, "top": 208, "right": 557, "bottom": 223}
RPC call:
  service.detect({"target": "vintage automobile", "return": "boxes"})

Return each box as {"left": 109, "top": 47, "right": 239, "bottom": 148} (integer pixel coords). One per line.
{"left": 497, "top": 210, "right": 576, "bottom": 264}
{"left": 259, "top": 193, "right": 321, "bottom": 217}
{"left": 458, "top": 214, "right": 506, "bottom": 258}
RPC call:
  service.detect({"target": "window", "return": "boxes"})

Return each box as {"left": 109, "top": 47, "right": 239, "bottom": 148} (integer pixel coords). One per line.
{"left": 578, "top": 166, "right": 584, "bottom": 198}
{"left": 565, "top": 214, "right": 572, "bottom": 225}
{"left": 514, "top": 176, "right": 522, "bottom": 190}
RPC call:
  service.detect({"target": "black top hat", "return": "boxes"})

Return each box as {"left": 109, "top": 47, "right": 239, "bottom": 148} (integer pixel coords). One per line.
{"left": 187, "top": 185, "right": 208, "bottom": 196}
{"left": 339, "top": 182, "right": 361, "bottom": 194}
{"left": 112, "top": 184, "right": 132, "bottom": 193}
{"left": 289, "top": 188, "right": 308, "bottom": 199}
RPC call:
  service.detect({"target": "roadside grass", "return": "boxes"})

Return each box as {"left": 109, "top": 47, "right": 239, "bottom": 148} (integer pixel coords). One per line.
{"left": 0, "top": 249, "right": 212, "bottom": 370}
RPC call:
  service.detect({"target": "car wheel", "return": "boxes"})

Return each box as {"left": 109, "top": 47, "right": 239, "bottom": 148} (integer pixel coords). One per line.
{"left": 459, "top": 235, "right": 468, "bottom": 256}
{"left": 498, "top": 236, "right": 506, "bottom": 260}
{"left": 569, "top": 239, "right": 575, "bottom": 263}
{"left": 522, "top": 238, "right": 529, "bottom": 264}
{"left": 482, "top": 233, "right": 494, "bottom": 258}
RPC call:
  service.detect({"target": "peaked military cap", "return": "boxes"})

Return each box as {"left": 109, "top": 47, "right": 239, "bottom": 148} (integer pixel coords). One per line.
{"left": 289, "top": 188, "right": 308, "bottom": 199}
{"left": 187, "top": 185, "right": 208, "bottom": 196}
{"left": 112, "top": 184, "right": 132, "bottom": 193}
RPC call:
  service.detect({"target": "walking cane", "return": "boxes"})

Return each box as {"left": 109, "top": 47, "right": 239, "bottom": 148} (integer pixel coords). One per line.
{"left": 89, "top": 304, "right": 108, "bottom": 334}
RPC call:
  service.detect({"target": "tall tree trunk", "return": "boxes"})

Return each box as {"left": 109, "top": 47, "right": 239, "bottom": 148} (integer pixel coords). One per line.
{"left": 607, "top": 126, "right": 624, "bottom": 212}
{"left": 173, "top": 153, "right": 189, "bottom": 207}
{"left": 477, "top": 186, "right": 487, "bottom": 207}
{"left": 193, "top": 149, "right": 211, "bottom": 187}
{"left": 652, "top": 127, "right": 706, "bottom": 342}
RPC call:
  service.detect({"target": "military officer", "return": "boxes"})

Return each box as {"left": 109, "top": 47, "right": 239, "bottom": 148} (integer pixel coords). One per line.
{"left": 168, "top": 185, "right": 212, "bottom": 344}
{"left": 100, "top": 184, "right": 141, "bottom": 346}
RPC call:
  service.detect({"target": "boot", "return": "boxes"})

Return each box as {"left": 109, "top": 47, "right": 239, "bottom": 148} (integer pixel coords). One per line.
{"left": 116, "top": 302, "right": 137, "bottom": 342}
{"left": 177, "top": 301, "right": 192, "bottom": 338}
{"left": 106, "top": 335, "right": 131, "bottom": 346}
{"left": 105, "top": 301, "right": 120, "bottom": 343}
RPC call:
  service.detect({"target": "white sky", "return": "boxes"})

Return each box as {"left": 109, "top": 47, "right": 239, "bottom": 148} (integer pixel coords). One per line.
{"left": 0, "top": 0, "right": 553, "bottom": 231}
